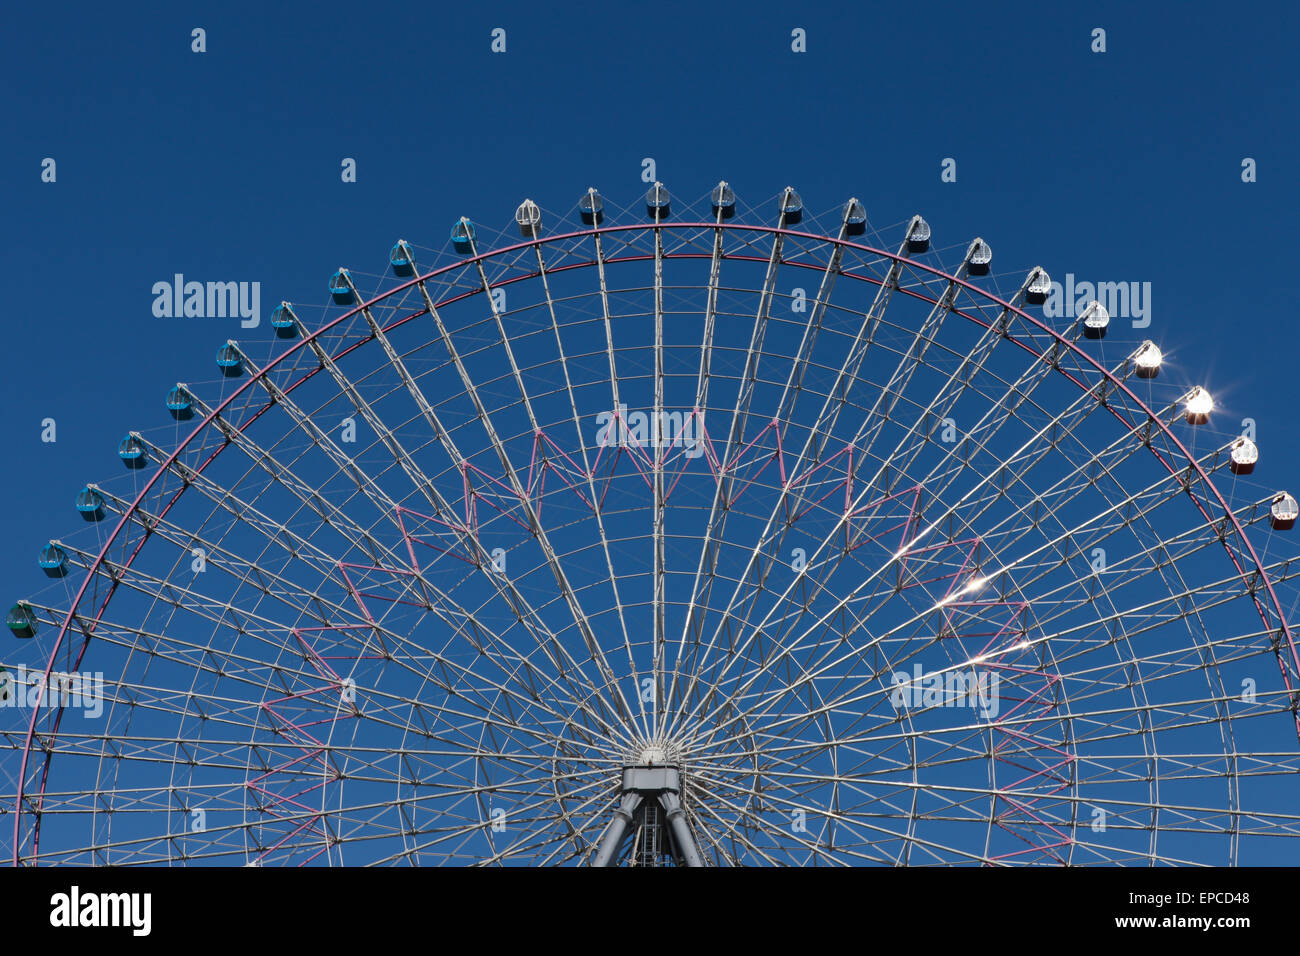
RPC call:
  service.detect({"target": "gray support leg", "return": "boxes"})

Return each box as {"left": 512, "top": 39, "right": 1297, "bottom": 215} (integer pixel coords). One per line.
{"left": 591, "top": 791, "right": 643, "bottom": 867}
{"left": 657, "top": 791, "right": 705, "bottom": 868}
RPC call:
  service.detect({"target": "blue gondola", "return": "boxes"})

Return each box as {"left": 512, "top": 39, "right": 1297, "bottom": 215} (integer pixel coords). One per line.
{"left": 579, "top": 190, "right": 605, "bottom": 226}
{"left": 38, "top": 542, "right": 69, "bottom": 578}
{"left": 166, "top": 384, "right": 194, "bottom": 420}
{"left": 329, "top": 269, "right": 355, "bottom": 305}
{"left": 711, "top": 181, "right": 736, "bottom": 219}
{"left": 216, "top": 341, "right": 243, "bottom": 377}
{"left": 389, "top": 241, "right": 415, "bottom": 277}
{"left": 7, "top": 602, "right": 37, "bottom": 639}
{"left": 450, "top": 218, "right": 475, "bottom": 253}
{"left": 270, "top": 302, "right": 299, "bottom": 338}
{"left": 645, "top": 183, "right": 671, "bottom": 219}
{"left": 843, "top": 199, "right": 867, "bottom": 236}
{"left": 119, "top": 432, "right": 147, "bottom": 469}
{"left": 780, "top": 188, "right": 803, "bottom": 225}
{"left": 76, "top": 486, "right": 105, "bottom": 521}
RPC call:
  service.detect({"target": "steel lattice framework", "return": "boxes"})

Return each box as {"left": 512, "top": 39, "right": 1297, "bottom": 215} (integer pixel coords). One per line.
{"left": 4, "top": 185, "right": 1300, "bottom": 866}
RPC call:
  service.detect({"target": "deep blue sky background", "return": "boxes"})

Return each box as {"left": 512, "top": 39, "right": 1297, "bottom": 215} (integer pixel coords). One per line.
{"left": 2, "top": 0, "right": 1297, "bottom": 861}
{"left": 5, "top": 0, "right": 1297, "bottom": 573}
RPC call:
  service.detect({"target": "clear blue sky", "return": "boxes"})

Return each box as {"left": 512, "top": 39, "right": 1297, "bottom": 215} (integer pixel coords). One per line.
{"left": 2, "top": 0, "right": 1298, "bottom": 863}
{"left": 5, "top": 1, "right": 1296, "bottom": 561}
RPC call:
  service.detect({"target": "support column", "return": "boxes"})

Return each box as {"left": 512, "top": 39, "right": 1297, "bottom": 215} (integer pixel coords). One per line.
{"left": 589, "top": 765, "right": 705, "bottom": 867}
{"left": 657, "top": 790, "right": 704, "bottom": 868}
{"left": 591, "top": 791, "right": 643, "bottom": 867}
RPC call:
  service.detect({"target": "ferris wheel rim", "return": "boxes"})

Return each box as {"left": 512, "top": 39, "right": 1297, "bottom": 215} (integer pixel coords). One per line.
{"left": 12, "top": 214, "right": 1298, "bottom": 865}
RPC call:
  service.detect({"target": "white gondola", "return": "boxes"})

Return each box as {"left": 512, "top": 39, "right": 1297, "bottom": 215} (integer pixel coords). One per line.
{"left": 515, "top": 199, "right": 542, "bottom": 238}
{"left": 906, "top": 215, "right": 931, "bottom": 253}
{"left": 1184, "top": 387, "right": 1213, "bottom": 424}
{"left": 967, "top": 238, "right": 992, "bottom": 276}
{"left": 1025, "top": 267, "right": 1051, "bottom": 305}
{"left": 1271, "top": 492, "right": 1298, "bottom": 530}
{"left": 1081, "top": 300, "right": 1110, "bottom": 339}
{"left": 1134, "top": 341, "right": 1162, "bottom": 378}
{"left": 1230, "top": 437, "right": 1258, "bottom": 475}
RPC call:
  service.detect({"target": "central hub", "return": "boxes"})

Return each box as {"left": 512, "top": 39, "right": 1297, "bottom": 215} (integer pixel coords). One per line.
{"left": 627, "top": 737, "right": 685, "bottom": 768}
{"left": 593, "top": 749, "right": 704, "bottom": 866}
{"left": 639, "top": 744, "right": 668, "bottom": 766}
{"left": 621, "top": 764, "right": 681, "bottom": 794}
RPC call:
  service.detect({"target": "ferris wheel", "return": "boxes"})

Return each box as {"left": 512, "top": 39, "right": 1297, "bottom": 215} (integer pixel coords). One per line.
{"left": 5, "top": 182, "right": 1300, "bottom": 866}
